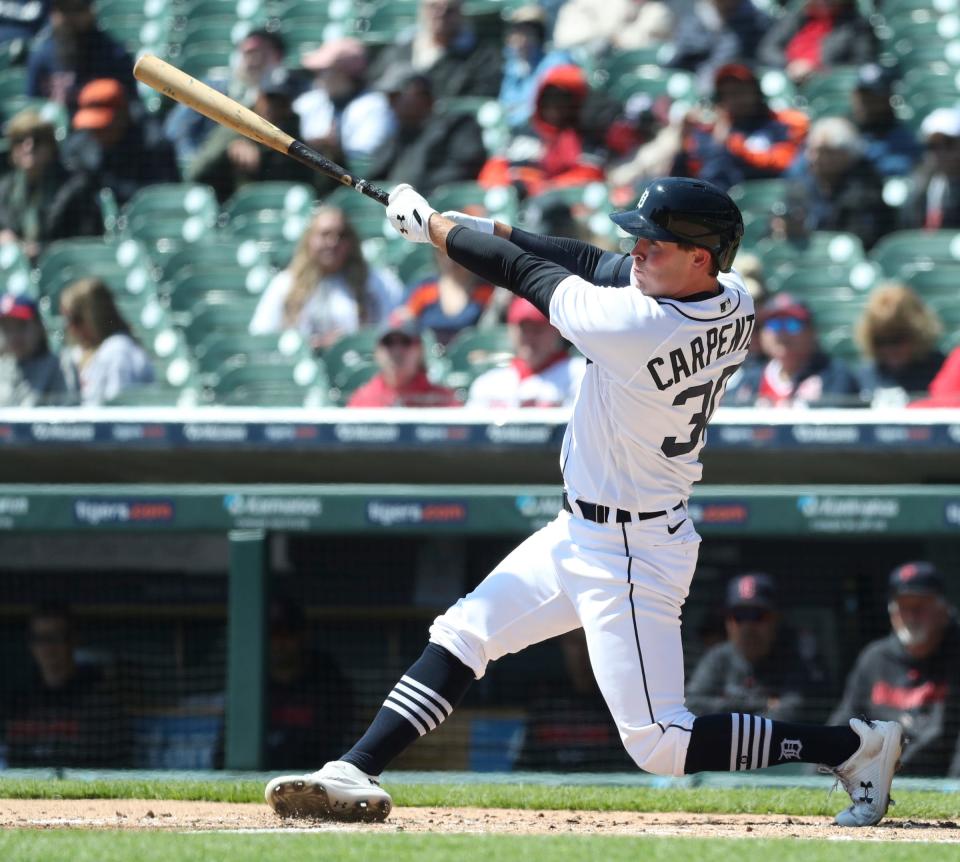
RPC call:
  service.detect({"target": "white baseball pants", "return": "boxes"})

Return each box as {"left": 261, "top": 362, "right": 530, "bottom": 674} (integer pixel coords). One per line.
{"left": 429, "top": 510, "right": 702, "bottom": 776}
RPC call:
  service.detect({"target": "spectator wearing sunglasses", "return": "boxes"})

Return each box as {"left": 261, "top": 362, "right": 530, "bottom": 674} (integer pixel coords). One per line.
{"left": 347, "top": 320, "right": 459, "bottom": 408}
{"left": 723, "top": 292, "right": 859, "bottom": 407}
{"left": 854, "top": 281, "right": 945, "bottom": 408}
{"left": 686, "top": 573, "right": 829, "bottom": 723}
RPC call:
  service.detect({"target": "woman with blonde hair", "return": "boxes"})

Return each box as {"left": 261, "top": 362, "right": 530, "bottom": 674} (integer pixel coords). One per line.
{"left": 249, "top": 206, "right": 404, "bottom": 350}
{"left": 855, "top": 280, "right": 944, "bottom": 406}
{"left": 60, "top": 277, "right": 154, "bottom": 405}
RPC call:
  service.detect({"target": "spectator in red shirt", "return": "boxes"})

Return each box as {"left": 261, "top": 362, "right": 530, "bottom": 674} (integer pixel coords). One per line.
{"left": 467, "top": 297, "right": 585, "bottom": 408}
{"left": 758, "top": 0, "right": 877, "bottom": 85}
{"left": 348, "top": 321, "right": 459, "bottom": 408}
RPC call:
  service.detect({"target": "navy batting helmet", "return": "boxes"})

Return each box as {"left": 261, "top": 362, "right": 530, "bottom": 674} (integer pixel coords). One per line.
{"left": 610, "top": 177, "right": 744, "bottom": 272}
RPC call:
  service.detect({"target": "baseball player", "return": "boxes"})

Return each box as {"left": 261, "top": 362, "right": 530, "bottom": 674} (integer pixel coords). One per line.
{"left": 266, "top": 177, "right": 902, "bottom": 827}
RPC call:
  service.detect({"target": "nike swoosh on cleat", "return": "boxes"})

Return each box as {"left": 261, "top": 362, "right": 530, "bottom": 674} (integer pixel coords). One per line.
{"left": 667, "top": 519, "right": 686, "bottom": 535}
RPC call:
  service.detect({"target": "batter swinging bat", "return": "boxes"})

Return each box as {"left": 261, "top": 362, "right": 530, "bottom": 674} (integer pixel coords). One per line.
{"left": 133, "top": 54, "right": 390, "bottom": 206}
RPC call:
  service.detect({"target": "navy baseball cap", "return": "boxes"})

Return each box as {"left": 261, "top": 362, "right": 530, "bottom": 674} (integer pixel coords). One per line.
{"left": 725, "top": 573, "right": 777, "bottom": 611}
{"left": 888, "top": 561, "right": 945, "bottom": 598}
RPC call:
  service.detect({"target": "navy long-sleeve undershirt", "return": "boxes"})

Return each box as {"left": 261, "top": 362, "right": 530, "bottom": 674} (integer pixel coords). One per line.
{"left": 444, "top": 226, "right": 631, "bottom": 318}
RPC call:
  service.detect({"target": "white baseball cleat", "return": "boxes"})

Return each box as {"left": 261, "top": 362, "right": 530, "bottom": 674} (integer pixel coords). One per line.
{"left": 827, "top": 718, "right": 903, "bottom": 827}
{"left": 265, "top": 760, "right": 392, "bottom": 822}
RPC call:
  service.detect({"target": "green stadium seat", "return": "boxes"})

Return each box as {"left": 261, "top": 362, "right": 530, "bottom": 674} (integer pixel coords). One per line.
{"left": 158, "top": 238, "right": 265, "bottom": 283}
{"left": 774, "top": 263, "right": 877, "bottom": 300}
{"left": 104, "top": 382, "right": 200, "bottom": 407}
{"left": 429, "top": 182, "right": 520, "bottom": 223}
{"left": 193, "top": 329, "right": 309, "bottom": 375}
{"left": 183, "top": 296, "right": 261, "bottom": 344}
{"left": 797, "top": 65, "right": 860, "bottom": 114}
{"left": 329, "top": 361, "right": 378, "bottom": 405}
{"left": 213, "top": 358, "right": 324, "bottom": 405}
{"left": 605, "top": 68, "right": 696, "bottom": 105}
{"left": 904, "top": 266, "right": 960, "bottom": 303}
{"left": 869, "top": 229, "right": 960, "bottom": 277}
{"left": 442, "top": 326, "right": 514, "bottom": 390}
{"left": 0, "top": 242, "right": 34, "bottom": 298}
{"left": 176, "top": 42, "right": 236, "bottom": 79}
{"left": 322, "top": 328, "right": 381, "bottom": 388}
{"left": 36, "top": 238, "right": 154, "bottom": 307}
{"left": 755, "top": 232, "right": 866, "bottom": 286}
{"left": 591, "top": 47, "right": 670, "bottom": 91}
{"left": 728, "top": 179, "right": 789, "bottom": 222}
{"left": 322, "top": 187, "right": 390, "bottom": 240}
{"left": 347, "top": 3, "right": 418, "bottom": 45}
{"left": 223, "top": 210, "right": 311, "bottom": 243}
{"left": 820, "top": 325, "right": 860, "bottom": 361}
{"left": 222, "top": 182, "right": 317, "bottom": 223}
{"left": 164, "top": 267, "right": 273, "bottom": 316}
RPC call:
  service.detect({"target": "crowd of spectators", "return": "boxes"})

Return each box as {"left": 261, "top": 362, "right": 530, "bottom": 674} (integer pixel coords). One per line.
{"left": 1, "top": 0, "right": 960, "bottom": 408}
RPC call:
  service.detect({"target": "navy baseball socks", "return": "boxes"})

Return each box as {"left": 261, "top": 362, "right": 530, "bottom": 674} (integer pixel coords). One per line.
{"left": 341, "top": 642, "right": 476, "bottom": 776}
{"left": 265, "top": 643, "right": 475, "bottom": 821}
{"left": 684, "top": 713, "right": 903, "bottom": 826}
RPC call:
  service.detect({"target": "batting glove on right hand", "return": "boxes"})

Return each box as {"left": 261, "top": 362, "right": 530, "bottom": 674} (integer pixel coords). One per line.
{"left": 441, "top": 210, "right": 495, "bottom": 234}
{"left": 387, "top": 183, "right": 437, "bottom": 244}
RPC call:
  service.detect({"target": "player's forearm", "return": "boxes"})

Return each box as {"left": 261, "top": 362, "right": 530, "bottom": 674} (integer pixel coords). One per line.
{"left": 430, "top": 216, "right": 570, "bottom": 317}
{"left": 506, "top": 227, "right": 609, "bottom": 280}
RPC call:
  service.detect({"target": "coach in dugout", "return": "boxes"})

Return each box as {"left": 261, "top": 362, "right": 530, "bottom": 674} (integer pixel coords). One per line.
{"left": 830, "top": 562, "right": 960, "bottom": 776}
{"left": 686, "top": 573, "right": 829, "bottom": 723}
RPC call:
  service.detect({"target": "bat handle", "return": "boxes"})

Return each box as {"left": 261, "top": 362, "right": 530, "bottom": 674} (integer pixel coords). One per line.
{"left": 355, "top": 181, "right": 389, "bottom": 206}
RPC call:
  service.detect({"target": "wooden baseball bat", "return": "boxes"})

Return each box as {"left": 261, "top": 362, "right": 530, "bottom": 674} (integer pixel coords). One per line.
{"left": 133, "top": 54, "right": 390, "bottom": 206}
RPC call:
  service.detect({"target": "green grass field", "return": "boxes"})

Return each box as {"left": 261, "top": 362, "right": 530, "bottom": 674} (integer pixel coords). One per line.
{"left": 0, "top": 831, "right": 953, "bottom": 862}
{"left": 2, "top": 777, "right": 958, "bottom": 862}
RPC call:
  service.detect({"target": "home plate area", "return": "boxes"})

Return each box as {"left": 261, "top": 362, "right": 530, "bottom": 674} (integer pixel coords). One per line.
{"left": 2, "top": 800, "right": 959, "bottom": 841}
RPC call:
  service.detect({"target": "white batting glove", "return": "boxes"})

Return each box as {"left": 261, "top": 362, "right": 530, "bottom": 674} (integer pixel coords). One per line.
{"left": 441, "top": 210, "right": 495, "bottom": 234}
{"left": 387, "top": 183, "right": 437, "bottom": 244}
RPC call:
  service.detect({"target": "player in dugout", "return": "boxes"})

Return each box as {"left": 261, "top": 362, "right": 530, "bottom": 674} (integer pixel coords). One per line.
{"left": 265, "top": 177, "right": 903, "bottom": 827}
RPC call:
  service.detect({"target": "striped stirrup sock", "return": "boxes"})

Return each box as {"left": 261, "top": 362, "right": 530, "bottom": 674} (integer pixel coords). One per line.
{"left": 341, "top": 643, "right": 475, "bottom": 776}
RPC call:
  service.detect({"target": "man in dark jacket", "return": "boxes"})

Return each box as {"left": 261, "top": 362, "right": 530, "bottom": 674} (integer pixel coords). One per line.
{"left": 687, "top": 573, "right": 829, "bottom": 723}
{"left": 366, "top": 67, "right": 486, "bottom": 195}
{"left": 830, "top": 562, "right": 960, "bottom": 777}
{"left": 850, "top": 64, "right": 921, "bottom": 179}
{"left": 786, "top": 116, "right": 895, "bottom": 249}
{"left": 61, "top": 77, "right": 178, "bottom": 208}
{"left": 367, "top": 0, "right": 501, "bottom": 101}
{"left": 26, "top": 0, "right": 137, "bottom": 110}
{"left": 188, "top": 67, "right": 326, "bottom": 203}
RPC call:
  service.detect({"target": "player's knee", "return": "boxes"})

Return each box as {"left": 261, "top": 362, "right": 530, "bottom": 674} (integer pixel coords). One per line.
{"left": 428, "top": 616, "right": 490, "bottom": 679}
{"left": 624, "top": 710, "right": 696, "bottom": 777}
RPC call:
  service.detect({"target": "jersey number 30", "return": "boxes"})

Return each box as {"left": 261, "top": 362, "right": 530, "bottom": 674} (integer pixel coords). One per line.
{"left": 660, "top": 365, "right": 738, "bottom": 458}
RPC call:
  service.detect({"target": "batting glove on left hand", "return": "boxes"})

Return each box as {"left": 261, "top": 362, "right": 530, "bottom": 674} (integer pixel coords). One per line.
{"left": 387, "top": 183, "right": 437, "bottom": 244}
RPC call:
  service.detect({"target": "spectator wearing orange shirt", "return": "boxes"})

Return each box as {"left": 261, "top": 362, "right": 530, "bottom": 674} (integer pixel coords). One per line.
{"left": 347, "top": 321, "right": 459, "bottom": 408}
{"left": 675, "top": 63, "right": 808, "bottom": 191}
{"left": 396, "top": 248, "right": 495, "bottom": 347}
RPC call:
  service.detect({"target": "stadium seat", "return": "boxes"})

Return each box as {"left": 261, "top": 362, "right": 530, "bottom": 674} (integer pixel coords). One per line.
{"left": 224, "top": 210, "right": 311, "bottom": 244}
{"left": 176, "top": 42, "right": 235, "bottom": 79}
{"left": 163, "top": 267, "right": 273, "bottom": 316}
{"left": 347, "top": 3, "right": 418, "bottom": 45}
{"left": 193, "top": 329, "right": 309, "bottom": 376}
{"left": 754, "top": 232, "right": 866, "bottom": 285}
{"left": 429, "top": 182, "right": 520, "bottom": 224}
{"left": 183, "top": 296, "right": 261, "bottom": 345}
{"left": 322, "top": 328, "right": 381, "bottom": 389}
{"left": 0, "top": 242, "right": 34, "bottom": 297}
{"left": 591, "top": 46, "right": 671, "bottom": 91}
{"left": 869, "top": 229, "right": 960, "bottom": 277}
{"left": 105, "top": 382, "right": 200, "bottom": 407}
{"left": 797, "top": 65, "right": 860, "bottom": 118}
{"left": 604, "top": 68, "right": 696, "bottom": 105}
{"left": 322, "top": 187, "right": 391, "bottom": 240}
{"left": 36, "top": 238, "right": 154, "bottom": 307}
{"left": 221, "top": 182, "right": 317, "bottom": 224}
{"left": 158, "top": 238, "right": 265, "bottom": 283}
{"left": 328, "top": 361, "right": 378, "bottom": 405}
{"left": 442, "top": 326, "right": 514, "bottom": 390}
{"left": 728, "top": 179, "right": 789, "bottom": 222}
{"left": 213, "top": 358, "right": 324, "bottom": 405}
{"left": 904, "top": 266, "right": 960, "bottom": 303}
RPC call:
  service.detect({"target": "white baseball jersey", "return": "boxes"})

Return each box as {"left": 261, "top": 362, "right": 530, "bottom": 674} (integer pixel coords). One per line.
{"left": 549, "top": 269, "right": 755, "bottom": 513}
{"left": 466, "top": 355, "right": 587, "bottom": 408}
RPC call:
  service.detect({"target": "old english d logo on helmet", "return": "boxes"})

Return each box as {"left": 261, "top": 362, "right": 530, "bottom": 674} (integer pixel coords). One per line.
{"left": 609, "top": 177, "right": 745, "bottom": 272}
